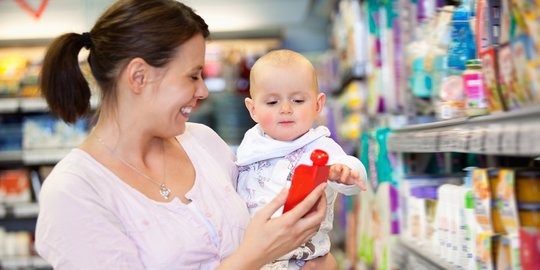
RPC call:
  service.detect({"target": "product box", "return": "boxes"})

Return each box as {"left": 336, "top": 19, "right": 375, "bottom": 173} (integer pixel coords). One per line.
{"left": 511, "top": 35, "right": 536, "bottom": 104}
{"left": 479, "top": 47, "right": 506, "bottom": 112}
{"left": 22, "top": 115, "right": 88, "bottom": 150}
{"left": 499, "top": 0, "right": 512, "bottom": 44}
{"left": 0, "top": 169, "right": 32, "bottom": 204}
{"left": 519, "top": 228, "right": 540, "bottom": 270}
{"left": 487, "top": 0, "right": 502, "bottom": 45}
{"left": 497, "top": 43, "right": 523, "bottom": 110}
{"left": 527, "top": 59, "right": 540, "bottom": 103}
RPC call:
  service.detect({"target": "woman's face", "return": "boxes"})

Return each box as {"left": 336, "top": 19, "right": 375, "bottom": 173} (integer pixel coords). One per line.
{"left": 147, "top": 34, "right": 208, "bottom": 136}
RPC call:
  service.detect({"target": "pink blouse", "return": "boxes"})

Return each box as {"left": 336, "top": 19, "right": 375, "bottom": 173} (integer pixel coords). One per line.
{"left": 35, "top": 123, "right": 251, "bottom": 270}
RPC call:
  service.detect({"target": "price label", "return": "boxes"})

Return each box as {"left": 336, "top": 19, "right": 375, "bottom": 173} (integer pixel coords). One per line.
{"left": 485, "top": 124, "right": 501, "bottom": 154}
{"left": 418, "top": 132, "right": 438, "bottom": 152}
{"left": 455, "top": 129, "right": 470, "bottom": 152}
{"left": 501, "top": 124, "right": 518, "bottom": 155}
{"left": 518, "top": 124, "right": 540, "bottom": 155}
{"left": 469, "top": 128, "right": 485, "bottom": 153}
{"left": 439, "top": 130, "right": 456, "bottom": 152}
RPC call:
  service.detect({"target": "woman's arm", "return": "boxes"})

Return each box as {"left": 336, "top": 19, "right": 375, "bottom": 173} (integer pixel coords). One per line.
{"left": 217, "top": 183, "right": 328, "bottom": 269}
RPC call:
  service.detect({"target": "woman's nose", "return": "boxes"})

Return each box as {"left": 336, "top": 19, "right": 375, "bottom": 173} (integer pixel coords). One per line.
{"left": 195, "top": 83, "right": 209, "bottom": 100}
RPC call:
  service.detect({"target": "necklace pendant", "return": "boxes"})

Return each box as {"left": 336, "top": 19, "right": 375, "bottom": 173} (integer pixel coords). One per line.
{"left": 159, "top": 183, "right": 171, "bottom": 199}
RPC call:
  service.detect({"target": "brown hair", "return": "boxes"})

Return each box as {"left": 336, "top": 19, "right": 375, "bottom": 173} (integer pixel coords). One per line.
{"left": 40, "top": 0, "right": 209, "bottom": 123}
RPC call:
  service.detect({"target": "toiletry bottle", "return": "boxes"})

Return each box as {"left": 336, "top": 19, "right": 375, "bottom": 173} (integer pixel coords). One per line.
{"left": 464, "top": 190, "right": 477, "bottom": 270}
{"left": 463, "top": 59, "right": 489, "bottom": 116}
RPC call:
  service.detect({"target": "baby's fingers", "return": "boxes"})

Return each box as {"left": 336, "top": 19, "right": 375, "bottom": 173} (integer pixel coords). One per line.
{"left": 339, "top": 169, "right": 351, "bottom": 184}
{"left": 351, "top": 171, "right": 368, "bottom": 190}
{"left": 356, "top": 178, "right": 368, "bottom": 191}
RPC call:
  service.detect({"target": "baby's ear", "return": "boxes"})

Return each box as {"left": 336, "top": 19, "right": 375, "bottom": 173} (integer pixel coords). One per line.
{"left": 316, "top": 93, "right": 326, "bottom": 113}
{"left": 244, "top": 97, "right": 259, "bottom": 123}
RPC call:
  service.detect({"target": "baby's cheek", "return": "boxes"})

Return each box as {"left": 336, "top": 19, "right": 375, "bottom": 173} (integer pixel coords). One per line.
{"left": 258, "top": 114, "right": 275, "bottom": 127}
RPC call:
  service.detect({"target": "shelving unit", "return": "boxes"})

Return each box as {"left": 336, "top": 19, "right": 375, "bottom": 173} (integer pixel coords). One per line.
{"left": 0, "top": 203, "right": 40, "bottom": 219}
{"left": 399, "top": 236, "right": 458, "bottom": 270}
{"left": 0, "top": 96, "right": 99, "bottom": 114}
{"left": 385, "top": 107, "right": 540, "bottom": 269}
{"left": 387, "top": 106, "right": 540, "bottom": 156}
{"left": 0, "top": 94, "right": 87, "bottom": 270}
{"left": 1, "top": 256, "right": 49, "bottom": 269}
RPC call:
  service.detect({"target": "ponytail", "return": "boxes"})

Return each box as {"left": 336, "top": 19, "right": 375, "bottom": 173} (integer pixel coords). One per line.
{"left": 40, "top": 33, "right": 92, "bottom": 123}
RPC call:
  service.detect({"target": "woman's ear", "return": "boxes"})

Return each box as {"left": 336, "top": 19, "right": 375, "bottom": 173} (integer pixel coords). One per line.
{"left": 244, "top": 97, "right": 259, "bottom": 123}
{"left": 125, "top": 58, "right": 149, "bottom": 94}
{"left": 316, "top": 93, "right": 326, "bottom": 113}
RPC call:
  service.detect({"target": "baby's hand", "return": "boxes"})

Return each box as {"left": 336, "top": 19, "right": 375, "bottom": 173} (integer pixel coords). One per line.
{"left": 328, "top": 164, "right": 367, "bottom": 190}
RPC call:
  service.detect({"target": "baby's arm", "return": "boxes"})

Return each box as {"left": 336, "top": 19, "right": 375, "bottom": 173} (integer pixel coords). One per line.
{"left": 328, "top": 163, "right": 367, "bottom": 190}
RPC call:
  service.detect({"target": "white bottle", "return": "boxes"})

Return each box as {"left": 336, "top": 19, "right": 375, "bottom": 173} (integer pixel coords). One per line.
{"left": 463, "top": 190, "right": 477, "bottom": 270}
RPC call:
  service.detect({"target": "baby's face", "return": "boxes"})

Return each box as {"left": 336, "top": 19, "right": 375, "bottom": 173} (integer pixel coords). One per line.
{"left": 247, "top": 63, "right": 324, "bottom": 141}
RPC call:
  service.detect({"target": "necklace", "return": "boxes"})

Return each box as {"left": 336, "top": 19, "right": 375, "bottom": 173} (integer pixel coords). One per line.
{"left": 95, "top": 134, "right": 172, "bottom": 199}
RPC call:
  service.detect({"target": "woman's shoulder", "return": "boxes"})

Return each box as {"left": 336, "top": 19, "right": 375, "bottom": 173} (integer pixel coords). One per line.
{"left": 182, "top": 122, "right": 236, "bottom": 164}
{"left": 185, "top": 122, "right": 218, "bottom": 136}
{"left": 183, "top": 122, "right": 228, "bottom": 147}
{"left": 40, "top": 149, "right": 107, "bottom": 197}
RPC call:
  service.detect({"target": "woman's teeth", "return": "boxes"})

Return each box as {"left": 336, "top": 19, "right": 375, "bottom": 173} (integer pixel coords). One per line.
{"left": 181, "top": 107, "right": 192, "bottom": 114}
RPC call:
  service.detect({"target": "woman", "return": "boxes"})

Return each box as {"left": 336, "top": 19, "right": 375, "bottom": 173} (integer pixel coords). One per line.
{"left": 35, "top": 0, "right": 333, "bottom": 269}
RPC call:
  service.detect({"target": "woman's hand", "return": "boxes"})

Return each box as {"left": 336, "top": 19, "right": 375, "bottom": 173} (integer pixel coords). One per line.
{"left": 302, "top": 253, "right": 338, "bottom": 270}
{"left": 218, "top": 183, "right": 328, "bottom": 270}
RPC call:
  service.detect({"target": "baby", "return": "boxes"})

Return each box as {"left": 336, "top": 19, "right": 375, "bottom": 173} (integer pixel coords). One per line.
{"left": 236, "top": 49, "right": 367, "bottom": 270}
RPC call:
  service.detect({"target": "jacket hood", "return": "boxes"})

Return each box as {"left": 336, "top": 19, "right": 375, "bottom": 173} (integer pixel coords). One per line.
{"left": 236, "top": 124, "right": 331, "bottom": 166}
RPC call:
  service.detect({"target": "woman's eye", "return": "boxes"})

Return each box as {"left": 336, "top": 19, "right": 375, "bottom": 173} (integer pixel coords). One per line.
{"left": 191, "top": 76, "right": 200, "bottom": 81}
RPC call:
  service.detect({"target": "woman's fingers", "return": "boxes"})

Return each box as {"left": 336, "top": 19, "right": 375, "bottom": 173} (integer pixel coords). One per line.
{"left": 255, "top": 188, "right": 289, "bottom": 221}
{"left": 286, "top": 183, "right": 327, "bottom": 220}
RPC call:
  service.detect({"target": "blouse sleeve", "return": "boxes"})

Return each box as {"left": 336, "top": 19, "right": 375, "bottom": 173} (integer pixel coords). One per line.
{"left": 35, "top": 171, "right": 145, "bottom": 270}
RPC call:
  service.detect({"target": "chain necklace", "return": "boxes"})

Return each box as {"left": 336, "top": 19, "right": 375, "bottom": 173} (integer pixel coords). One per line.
{"left": 95, "top": 134, "right": 172, "bottom": 199}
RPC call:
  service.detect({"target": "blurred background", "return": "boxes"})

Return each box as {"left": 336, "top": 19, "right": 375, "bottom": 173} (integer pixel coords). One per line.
{"left": 0, "top": 0, "right": 539, "bottom": 269}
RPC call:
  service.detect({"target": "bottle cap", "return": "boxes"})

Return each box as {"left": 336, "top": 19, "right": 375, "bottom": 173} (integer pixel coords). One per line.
{"left": 465, "top": 190, "right": 474, "bottom": 209}
{"left": 465, "top": 59, "right": 481, "bottom": 67}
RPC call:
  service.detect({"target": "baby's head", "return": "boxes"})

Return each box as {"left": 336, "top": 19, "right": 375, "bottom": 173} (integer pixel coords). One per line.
{"left": 245, "top": 49, "right": 326, "bottom": 141}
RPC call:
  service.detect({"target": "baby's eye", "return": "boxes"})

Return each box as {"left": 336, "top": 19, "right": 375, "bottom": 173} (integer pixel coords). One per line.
{"left": 191, "top": 76, "right": 200, "bottom": 81}
{"left": 292, "top": 99, "right": 305, "bottom": 104}
{"left": 266, "top": 101, "right": 278, "bottom": 105}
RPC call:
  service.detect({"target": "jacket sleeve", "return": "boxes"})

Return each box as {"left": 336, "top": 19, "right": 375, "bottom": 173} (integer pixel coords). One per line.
{"left": 311, "top": 137, "right": 367, "bottom": 196}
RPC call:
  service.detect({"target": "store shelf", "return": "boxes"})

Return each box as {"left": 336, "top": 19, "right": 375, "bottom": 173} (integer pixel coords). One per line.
{"left": 1, "top": 255, "right": 50, "bottom": 269}
{"left": 22, "top": 148, "right": 72, "bottom": 165}
{"left": 0, "top": 96, "right": 99, "bottom": 113}
{"left": 331, "top": 67, "right": 366, "bottom": 96}
{"left": 387, "top": 106, "right": 540, "bottom": 156}
{"left": 0, "top": 151, "right": 23, "bottom": 163}
{"left": 0, "top": 149, "right": 72, "bottom": 165}
{"left": 0, "top": 99, "right": 19, "bottom": 113}
{"left": 0, "top": 203, "right": 39, "bottom": 219}
{"left": 10, "top": 203, "right": 40, "bottom": 218}
{"left": 399, "top": 236, "right": 459, "bottom": 270}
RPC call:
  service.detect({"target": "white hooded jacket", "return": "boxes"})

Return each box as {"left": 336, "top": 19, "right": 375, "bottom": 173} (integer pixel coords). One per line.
{"left": 236, "top": 124, "right": 366, "bottom": 263}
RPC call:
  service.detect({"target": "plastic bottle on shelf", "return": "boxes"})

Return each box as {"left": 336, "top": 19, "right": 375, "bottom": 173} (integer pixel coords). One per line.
{"left": 463, "top": 59, "right": 489, "bottom": 116}
{"left": 447, "top": 0, "right": 477, "bottom": 71}
{"left": 463, "top": 190, "right": 477, "bottom": 270}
